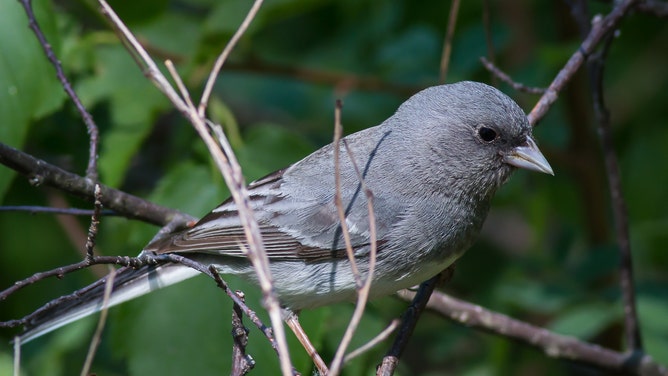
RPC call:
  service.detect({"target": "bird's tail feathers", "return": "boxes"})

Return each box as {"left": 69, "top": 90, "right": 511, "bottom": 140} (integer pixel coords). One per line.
{"left": 19, "top": 263, "right": 199, "bottom": 343}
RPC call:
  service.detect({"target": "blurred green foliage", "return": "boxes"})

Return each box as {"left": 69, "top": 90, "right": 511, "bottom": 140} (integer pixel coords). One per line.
{"left": 1, "top": 0, "right": 667, "bottom": 375}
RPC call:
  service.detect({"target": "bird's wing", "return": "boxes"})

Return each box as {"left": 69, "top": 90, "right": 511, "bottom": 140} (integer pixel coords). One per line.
{"left": 146, "top": 166, "right": 384, "bottom": 261}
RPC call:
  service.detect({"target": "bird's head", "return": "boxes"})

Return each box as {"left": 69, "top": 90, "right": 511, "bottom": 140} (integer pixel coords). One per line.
{"left": 390, "top": 81, "right": 552, "bottom": 199}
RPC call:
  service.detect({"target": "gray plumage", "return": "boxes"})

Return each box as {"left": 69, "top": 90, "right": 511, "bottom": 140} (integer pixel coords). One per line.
{"left": 17, "top": 81, "right": 552, "bottom": 342}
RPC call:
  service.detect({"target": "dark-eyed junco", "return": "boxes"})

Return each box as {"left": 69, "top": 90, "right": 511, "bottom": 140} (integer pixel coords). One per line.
{"left": 17, "top": 81, "right": 552, "bottom": 342}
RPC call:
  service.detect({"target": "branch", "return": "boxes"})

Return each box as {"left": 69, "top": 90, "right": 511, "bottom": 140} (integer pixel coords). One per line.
{"left": 0, "top": 206, "right": 118, "bottom": 216}
{"left": 96, "top": 3, "right": 294, "bottom": 373}
{"left": 479, "top": 57, "right": 546, "bottom": 94}
{"left": 0, "top": 142, "right": 195, "bottom": 228}
{"left": 403, "top": 291, "right": 666, "bottom": 376}
{"left": 527, "top": 0, "right": 639, "bottom": 126}
{"left": 567, "top": 0, "right": 643, "bottom": 353}
{"left": 586, "top": 23, "right": 642, "bottom": 353}
{"left": 198, "top": 0, "right": 264, "bottom": 116}
{"left": 438, "top": 0, "right": 461, "bottom": 83}
{"left": 230, "top": 291, "right": 255, "bottom": 376}
{"left": 377, "top": 268, "right": 454, "bottom": 376}
{"left": 17, "top": 0, "right": 99, "bottom": 181}
{"left": 636, "top": 0, "right": 668, "bottom": 17}
{"left": 329, "top": 103, "right": 379, "bottom": 375}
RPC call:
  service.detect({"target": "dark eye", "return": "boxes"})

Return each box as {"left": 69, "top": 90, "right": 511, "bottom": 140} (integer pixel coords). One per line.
{"left": 478, "top": 127, "right": 498, "bottom": 142}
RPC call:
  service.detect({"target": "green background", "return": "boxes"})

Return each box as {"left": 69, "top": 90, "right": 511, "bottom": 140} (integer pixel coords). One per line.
{"left": 1, "top": 0, "right": 667, "bottom": 375}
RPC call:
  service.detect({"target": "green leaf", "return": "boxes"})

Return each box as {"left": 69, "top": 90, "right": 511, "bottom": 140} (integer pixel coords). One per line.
{"left": 0, "top": 0, "right": 65, "bottom": 199}
{"left": 638, "top": 295, "right": 668, "bottom": 363}
{"left": 548, "top": 303, "right": 621, "bottom": 339}
{"left": 76, "top": 44, "right": 169, "bottom": 187}
{"left": 236, "top": 122, "right": 314, "bottom": 181}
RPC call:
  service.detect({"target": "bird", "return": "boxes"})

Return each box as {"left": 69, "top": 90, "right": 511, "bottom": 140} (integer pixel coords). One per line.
{"left": 16, "top": 81, "right": 552, "bottom": 343}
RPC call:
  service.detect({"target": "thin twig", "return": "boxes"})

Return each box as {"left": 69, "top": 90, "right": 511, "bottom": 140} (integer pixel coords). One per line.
{"left": 17, "top": 0, "right": 99, "bottom": 181}
{"left": 205, "top": 266, "right": 282, "bottom": 359}
{"left": 198, "top": 0, "right": 265, "bottom": 116}
{"left": 401, "top": 291, "right": 666, "bottom": 376}
{"left": 0, "top": 206, "right": 117, "bottom": 216}
{"left": 566, "top": 0, "right": 644, "bottom": 353}
{"left": 84, "top": 184, "right": 103, "bottom": 259}
{"left": 439, "top": 0, "right": 461, "bottom": 83}
{"left": 329, "top": 110, "right": 379, "bottom": 375}
{"left": 231, "top": 291, "right": 254, "bottom": 376}
{"left": 527, "top": 0, "right": 639, "bottom": 126}
{"left": 377, "top": 269, "right": 454, "bottom": 376}
{"left": 0, "top": 256, "right": 149, "bottom": 311}
{"left": 13, "top": 336, "right": 20, "bottom": 376}
{"left": 479, "top": 57, "right": 546, "bottom": 94}
{"left": 587, "top": 27, "right": 642, "bottom": 352}
{"left": 332, "top": 100, "right": 361, "bottom": 285}
{"left": 80, "top": 267, "right": 116, "bottom": 376}
{"left": 97, "top": 2, "right": 293, "bottom": 373}
{"left": 482, "top": 0, "right": 498, "bottom": 87}
{"left": 344, "top": 319, "right": 400, "bottom": 364}
{"left": 636, "top": 0, "right": 668, "bottom": 17}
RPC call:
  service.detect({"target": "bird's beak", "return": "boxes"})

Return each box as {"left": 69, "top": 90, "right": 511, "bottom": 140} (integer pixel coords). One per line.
{"left": 503, "top": 136, "right": 554, "bottom": 175}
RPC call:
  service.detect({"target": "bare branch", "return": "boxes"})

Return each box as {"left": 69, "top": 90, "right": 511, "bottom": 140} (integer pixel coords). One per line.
{"left": 402, "top": 291, "right": 666, "bottom": 376}
{"left": 12, "top": 336, "right": 20, "bottom": 376}
{"left": 567, "top": 0, "right": 643, "bottom": 353}
{"left": 0, "top": 206, "right": 117, "bottom": 216}
{"left": 206, "top": 266, "right": 284, "bottom": 360}
{"left": 479, "top": 57, "right": 546, "bottom": 94}
{"left": 198, "top": 0, "right": 265, "bottom": 116}
{"left": 586, "top": 26, "right": 642, "bottom": 353}
{"left": 0, "top": 143, "right": 194, "bottom": 227}
{"left": 84, "top": 184, "right": 103, "bottom": 260}
{"left": 80, "top": 267, "right": 115, "bottom": 376}
{"left": 528, "top": 0, "right": 639, "bottom": 126}
{"left": 482, "top": 0, "right": 498, "bottom": 86}
{"left": 439, "top": 0, "right": 461, "bottom": 83}
{"left": 330, "top": 111, "right": 379, "bottom": 375}
{"left": 97, "top": 1, "right": 293, "bottom": 372}
{"left": 0, "top": 255, "right": 151, "bottom": 308}
{"left": 636, "top": 0, "right": 668, "bottom": 17}
{"left": 231, "top": 291, "right": 255, "bottom": 376}
{"left": 377, "top": 268, "right": 454, "bottom": 376}
{"left": 344, "top": 319, "right": 399, "bottom": 364}
{"left": 17, "top": 0, "right": 99, "bottom": 181}
{"left": 332, "top": 99, "right": 361, "bottom": 285}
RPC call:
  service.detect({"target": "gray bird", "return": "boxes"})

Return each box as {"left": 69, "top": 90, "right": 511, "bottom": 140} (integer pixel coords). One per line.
{"left": 17, "top": 81, "right": 552, "bottom": 343}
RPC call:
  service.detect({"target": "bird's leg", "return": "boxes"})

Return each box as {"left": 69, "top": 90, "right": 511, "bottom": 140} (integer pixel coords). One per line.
{"left": 284, "top": 310, "right": 329, "bottom": 375}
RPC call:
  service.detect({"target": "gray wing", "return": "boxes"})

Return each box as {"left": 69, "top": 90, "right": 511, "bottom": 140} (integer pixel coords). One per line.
{"left": 147, "top": 126, "right": 401, "bottom": 261}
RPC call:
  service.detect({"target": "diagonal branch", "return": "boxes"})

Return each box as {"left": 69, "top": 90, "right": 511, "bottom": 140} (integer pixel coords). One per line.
{"left": 97, "top": 1, "right": 293, "bottom": 373}
{"left": 400, "top": 291, "right": 666, "bottom": 376}
{"left": 17, "top": 0, "right": 99, "bottom": 181}
{"left": 377, "top": 268, "right": 454, "bottom": 376}
{"left": 528, "top": 0, "right": 639, "bottom": 126}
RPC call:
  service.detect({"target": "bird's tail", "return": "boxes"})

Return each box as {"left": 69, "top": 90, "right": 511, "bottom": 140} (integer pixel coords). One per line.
{"left": 18, "top": 261, "right": 199, "bottom": 343}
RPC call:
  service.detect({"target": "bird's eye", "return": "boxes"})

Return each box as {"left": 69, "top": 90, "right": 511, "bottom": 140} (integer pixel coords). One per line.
{"left": 478, "top": 127, "right": 498, "bottom": 142}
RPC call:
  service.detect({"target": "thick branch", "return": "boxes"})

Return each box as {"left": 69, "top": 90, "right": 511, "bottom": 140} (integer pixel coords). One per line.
{"left": 402, "top": 291, "right": 666, "bottom": 376}
{"left": 0, "top": 142, "right": 194, "bottom": 227}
